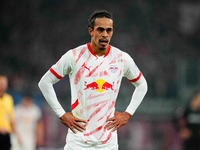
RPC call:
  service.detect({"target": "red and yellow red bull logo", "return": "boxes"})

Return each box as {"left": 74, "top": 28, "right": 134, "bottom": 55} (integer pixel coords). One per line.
{"left": 84, "top": 79, "right": 114, "bottom": 92}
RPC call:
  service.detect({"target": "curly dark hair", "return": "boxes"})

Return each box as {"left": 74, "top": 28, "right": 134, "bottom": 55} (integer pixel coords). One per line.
{"left": 88, "top": 10, "right": 113, "bottom": 29}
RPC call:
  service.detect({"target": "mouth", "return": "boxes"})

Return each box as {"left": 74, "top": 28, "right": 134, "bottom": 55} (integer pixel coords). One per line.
{"left": 99, "top": 39, "right": 109, "bottom": 46}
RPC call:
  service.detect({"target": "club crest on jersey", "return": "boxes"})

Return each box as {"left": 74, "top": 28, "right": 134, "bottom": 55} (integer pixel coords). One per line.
{"left": 109, "top": 65, "right": 118, "bottom": 73}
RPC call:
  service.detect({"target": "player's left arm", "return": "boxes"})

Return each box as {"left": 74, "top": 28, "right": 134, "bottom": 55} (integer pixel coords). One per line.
{"left": 36, "top": 108, "right": 44, "bottom": 147}
{"left": 106, "top": 53, "right": 148, "bottom": 132}
{"left": 10, "top": 98, "right": 22, "bottom": 145}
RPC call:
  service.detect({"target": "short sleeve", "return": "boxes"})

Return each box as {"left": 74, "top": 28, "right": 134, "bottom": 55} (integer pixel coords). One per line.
{"left": 49, "top": 50, "right": 74, "bottom": 79}
{"left": 123, "top": 53, "right": 141, "bottom": 82}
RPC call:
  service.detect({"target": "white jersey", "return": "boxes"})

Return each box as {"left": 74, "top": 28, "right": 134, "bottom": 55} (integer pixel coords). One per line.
{"left": 13, "top": 103, "right": 41, "bottom": 150}
{"left": 49, "top": 43, "right": 142, "bottom": 144}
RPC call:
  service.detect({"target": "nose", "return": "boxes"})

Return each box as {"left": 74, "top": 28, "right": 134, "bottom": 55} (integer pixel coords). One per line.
{"left": 102, "top": 30, "right": 108, "bottom": 37}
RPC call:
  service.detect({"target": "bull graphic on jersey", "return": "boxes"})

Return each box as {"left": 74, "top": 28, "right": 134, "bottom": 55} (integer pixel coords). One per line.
{"left": 101, "top": 82, "right": 114, "bottom": 90}
{"left": 84, "top": 81, "right": 99, "bottom": 90}
{"left": 84, "top": 79, "right": 114, "bottom": 92}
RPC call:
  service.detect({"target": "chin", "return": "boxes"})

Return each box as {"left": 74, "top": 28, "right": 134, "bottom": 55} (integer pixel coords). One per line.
{"left": 99, "top": 46, "right": 107, "bottom": 51}
{"left": 98, "top": 45, "right": 107, "bottom": 51}
{"left": 99, "top": 48, "right": 106, "bottom": 51}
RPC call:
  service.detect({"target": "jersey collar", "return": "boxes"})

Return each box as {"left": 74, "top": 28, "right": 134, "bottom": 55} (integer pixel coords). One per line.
{"left": 87, "top": 43, "right": 111, "bottom": 58}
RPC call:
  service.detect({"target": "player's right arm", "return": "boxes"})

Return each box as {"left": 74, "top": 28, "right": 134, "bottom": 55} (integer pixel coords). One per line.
{"left": 38, "top": 71, "right": 65, "bottom": 117}
{"left": 38, "top": 50, "right": 87, "bottom": 133}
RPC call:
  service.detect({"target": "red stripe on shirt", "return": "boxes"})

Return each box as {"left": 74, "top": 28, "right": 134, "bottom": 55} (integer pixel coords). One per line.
{"left": 71, "top": 99, "right": 79, "bottom": 110}
{"left": 76, "top": 47, "right": 87, "bottom": 63}
{"left": 74, "top": 55, "right": 91, "bottom": 85}
{"left": 102, "top": 132, "right": 112, "bottom": 144}
{"left": 86, "top": 61, "right": 103, "bottom": 77}
{"left": 84, "top": 125, "right": 103, "bottom": 136}
{"left": 87, "top": 102, "right": 108, "bottom": 122}
{"left": 80, "top": 100, "right": 108, "bottom": 114}
{"left": 99, "top": 112, "right": 112, "bottom": 140}
{"left": 128, "top": 72, "right": 142, "bottom": 83}
{"left": 98, "top": 101, "right": 115, "bottom": 122}
{"left": 49, "top": 68, "right": 63, "bottom": 79}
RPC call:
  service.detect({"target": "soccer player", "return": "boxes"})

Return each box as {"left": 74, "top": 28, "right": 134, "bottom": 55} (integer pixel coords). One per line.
{"left": 13, "top": 95, "right": 44, "bottom": 150}
{"left": 0, "top": 75, "right": 20, "bottom": 150}
{"left": 38, "top": 10, "right": 148, "bottom": 150}
{"left": 176, "top": 91, "right": 200, "bottom": 150}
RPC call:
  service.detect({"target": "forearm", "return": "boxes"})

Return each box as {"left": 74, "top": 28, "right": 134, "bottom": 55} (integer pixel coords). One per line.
{"left": 11, "top": 120, "right": 22, "bottom": 144}
{"left": 11, "top": 120, "right": 16, "bottom": 134}
{"left": 36, "top": 120, "right": 44, "bottom": 146}
{"left": 125, "top": 75, "right": 148, "bottom": 115}
{"left": 38, "top": 71, "right": 65, "bottom": 117}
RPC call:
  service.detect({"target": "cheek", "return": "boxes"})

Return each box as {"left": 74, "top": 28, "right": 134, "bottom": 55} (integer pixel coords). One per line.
{"left": 109, "top": 33, "right": 113, "bottom": 38}
{"left": 94, "top": 34, "right": 100, "bottom": 40}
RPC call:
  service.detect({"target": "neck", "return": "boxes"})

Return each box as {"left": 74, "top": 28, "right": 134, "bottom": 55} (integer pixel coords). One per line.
{"left": 90, "top": 42, "right": 108, "bottom": 56}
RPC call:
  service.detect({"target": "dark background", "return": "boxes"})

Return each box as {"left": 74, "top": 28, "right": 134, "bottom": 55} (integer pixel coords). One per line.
{"left": 1, "top": 0, "right": 200, "bottom": 149}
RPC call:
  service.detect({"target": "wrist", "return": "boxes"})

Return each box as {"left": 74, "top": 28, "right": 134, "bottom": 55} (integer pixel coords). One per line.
{"left": 124, "top": 112, "right": 132, "bottom": 119}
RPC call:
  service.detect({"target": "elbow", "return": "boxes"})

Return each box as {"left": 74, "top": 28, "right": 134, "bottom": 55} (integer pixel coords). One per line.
{"left": 141, "top": 76, "right": 148, "bottom": 94}
{"left": 139, "top": 78, "right": 148, "bottom": 94}
{"left": 38, "top": 72, "right": 54, "bottom": 91}
{"left": 38, "top": 78, "right": 45, "bottom": 91}
{"left": 38, "top": 79, "right": 42, "bottom": 90}
{"left": 143, "top": 80, "right": 148, "bottom": 94}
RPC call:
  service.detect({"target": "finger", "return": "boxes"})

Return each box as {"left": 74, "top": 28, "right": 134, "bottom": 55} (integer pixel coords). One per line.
{"left": 75, "top": 118, "right": 88, "bottom": 123}
{"left": 74, "top": 122, "right": 86, "bottom": 130}
{"left": 72, "top": 123, "right": 84, "bottom": 132}
{"left": 107, "top": 122, "right": 118, "bottom": 130}
{"left": 105, "top": 121, "right": 116, "bottom": 128}
{"left": 111, "top": 124, "right": 120, "bottom": 132}
{"left": 105, "top": 122, "right": 112, "bottom": 128}
{"left": 106, "top": 117, "right": 115, "bottom": 122}
{"left": 69, "top": 126, "right": 76, "bottom": 134}
{"left": 83, "top": 123, "right": 88, "bottom": 128}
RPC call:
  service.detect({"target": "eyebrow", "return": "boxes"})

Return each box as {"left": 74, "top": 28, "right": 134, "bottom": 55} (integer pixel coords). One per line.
{"left": 97, "top": 27, "right": 113, "bottom": 31}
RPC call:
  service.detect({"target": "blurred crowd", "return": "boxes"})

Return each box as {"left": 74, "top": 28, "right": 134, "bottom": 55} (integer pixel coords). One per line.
{"left": 0, "top": 0, "right": 200, "bottom": 99}
{"left": 1, "top": 0, "right": 200, "bottom": 150}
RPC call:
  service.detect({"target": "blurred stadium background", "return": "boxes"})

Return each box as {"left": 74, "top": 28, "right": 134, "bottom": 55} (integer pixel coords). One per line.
{"left": 1, "top": 0, "right": 200, "bottom": 149}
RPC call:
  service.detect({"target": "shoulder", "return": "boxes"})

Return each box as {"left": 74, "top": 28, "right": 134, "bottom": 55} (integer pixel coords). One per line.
{"left": 2, "top": 93, "right": 14, "bottom": 109}
{"left": 62, "top": 44, "right": 87, "bottom": 59}
{"left": 74, "top": 43, "right": 88, "bottom": 51}
{"left": 32, "top": 104, "right": 41, "bottom": 111}
{"left": 110, "top": 45, "right": 122, "bottom": 54}
{"left": 4, "top": 93, "right": 14, "bottom": 102}
{"left": 69, "top": 43, "right": 88, "bottom": 56}
{"left": 110, "top": 45, "right": 133, "bottom": 61}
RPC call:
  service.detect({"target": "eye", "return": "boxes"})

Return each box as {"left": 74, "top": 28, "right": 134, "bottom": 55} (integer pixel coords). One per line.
{"left": 106, "top": 28, "right": 113, "bottom": 33}
{"left": 97, "top": 27, "right": 104, "bottom": 32}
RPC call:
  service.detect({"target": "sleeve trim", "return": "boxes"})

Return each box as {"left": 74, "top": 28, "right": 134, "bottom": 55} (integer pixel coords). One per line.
{"left": 128, "top": 72, "right": 142, "bottom": 82}
{"left": 49, "top": 68, "right": 63, "bottom": 79}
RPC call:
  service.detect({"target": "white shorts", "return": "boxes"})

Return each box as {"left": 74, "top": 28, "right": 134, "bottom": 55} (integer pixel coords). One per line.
{"left": 64, "top": 132, "right": 118, "bottom": 150}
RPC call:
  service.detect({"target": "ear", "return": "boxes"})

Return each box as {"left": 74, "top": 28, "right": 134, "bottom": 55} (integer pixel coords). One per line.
{"left": 88, "top": 27, "right": 94, "bottom": 37}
